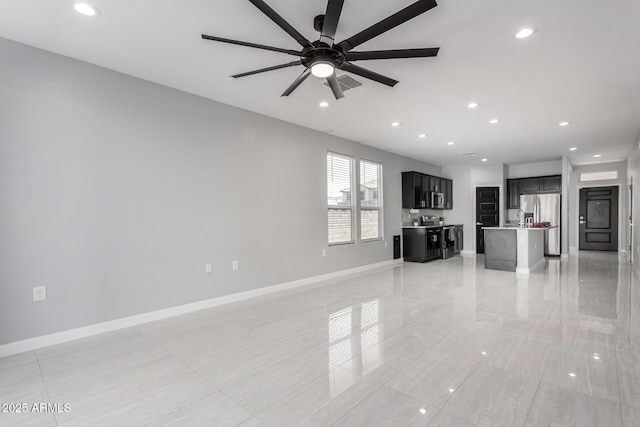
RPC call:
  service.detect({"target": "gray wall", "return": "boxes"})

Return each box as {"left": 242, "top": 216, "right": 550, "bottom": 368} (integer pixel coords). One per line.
{"left": 507, "top": 160, "right": 562, "bottom": 179}
{"left": 0, "top": 38, "right": 441, "bottom": 345}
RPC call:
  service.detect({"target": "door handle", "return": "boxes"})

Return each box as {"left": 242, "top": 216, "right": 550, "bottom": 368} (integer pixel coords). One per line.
{"left": 476, "top": 222, "right": 483, "bottom": 225}
{"left": 579, "top": 220, "right": 586, "bottom": 224}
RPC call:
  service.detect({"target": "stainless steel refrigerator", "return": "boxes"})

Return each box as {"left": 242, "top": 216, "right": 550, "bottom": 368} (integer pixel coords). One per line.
{"left": 520, "top": 193, "right": 561, "bottom": 256}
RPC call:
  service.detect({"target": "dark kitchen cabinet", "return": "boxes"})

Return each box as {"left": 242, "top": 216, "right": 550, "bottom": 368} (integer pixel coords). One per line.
{"left": 423, "top": 175, "right": 432, "bottom": 208}
{"left": 402, "top": 172, "right": 427, "bottom": 208}
{"left": 520, "top": 177, "right": 540, "bottom": 193}
{"left": 443, "top": 179, "right": 453, "bottom": 209}
{"left": 429, "top": 176, "right": 442, "bottom": 193}
{"left": 403, "top": 227, "right": 442, "bottom": 262}
{"left": 402, "top": 171, "right": 454, "bottom": 210}
{"left": 507, "top": 179, "right": 521, "bottom": 209}
{"left": 506, "top": 175, "right": 562, "bottom": 209}
{"left": 540, "top": 175, "right": 561, "bottom": 192}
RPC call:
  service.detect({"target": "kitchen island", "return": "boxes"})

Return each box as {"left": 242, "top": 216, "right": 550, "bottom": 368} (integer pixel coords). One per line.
{"left": 482, "top": 226, "right": 553, "bottom": 274}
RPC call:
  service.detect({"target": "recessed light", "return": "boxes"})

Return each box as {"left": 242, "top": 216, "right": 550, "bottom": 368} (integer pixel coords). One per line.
{"left": 73, "top": 2, "right": 100, "bottom": 17}
{"left": 593, "top": 353, "right": 601, "bottom": 360}
{"left": 481, "top": 351, "right": 487, "bottom": 355}
{"left": 391, "top": 122, "right": 400, "bottom": 127}
{"left": 319, "top": 101, "right": 329, "bottom": 108}
{"left": 569, "top": 147, "right": 578, "bottom": 151}
{"left": 447, "top": 141, "right": 455, "bottom": 146}
{"left": 467, "top": 102, "right": 479, "bottom": 109}
{"left": 418, "top": 134, "right": 426, "bottom": 138}
{"left": 449, "top": 388, "right": 455, "bottom": 393}
{"left": 489, "top": 119, "right": 500, "bottom": 124}
{"left": 419, "top": 408, "right": 427, "bottom": 415}
{"left": 481, "top": 158, "right": 488, "bottom": 162}
{"left": 593, "top": 154, "right": 602, "bottom": 158}
{"left": 569, "top": 372, "right": 576, "bottom": 377}
{"left": 515, "top": 28, "right": 536, "bottom": 39}
{"left": 559, "top": 121, "right": 571, "bottom": 127}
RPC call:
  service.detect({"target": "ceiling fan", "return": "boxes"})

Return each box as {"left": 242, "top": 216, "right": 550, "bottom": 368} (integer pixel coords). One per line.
{"left": 202, "top": 0, "right": 440, "bottom": 99}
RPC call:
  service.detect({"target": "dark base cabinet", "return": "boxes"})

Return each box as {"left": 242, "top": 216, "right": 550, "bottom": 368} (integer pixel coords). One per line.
{"left": 403, "top": 228, "right": 442, "bottom": 262}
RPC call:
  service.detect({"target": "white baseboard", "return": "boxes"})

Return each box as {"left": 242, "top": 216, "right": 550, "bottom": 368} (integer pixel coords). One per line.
{"left": 460, "top": 250, "right": 476, "bottom": 256}
{"left": 516, "top": 257, "right": 546, "bottom": 274}
{"left": 0, "top": 259, "right": 402, "bottom": 358}
{"left": 570, "top": 246, "right": 578, "bottom": 253}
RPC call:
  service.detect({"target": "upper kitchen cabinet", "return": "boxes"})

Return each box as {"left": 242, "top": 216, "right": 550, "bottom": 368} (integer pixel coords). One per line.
{"left": 443, "top": 179, "right": 453, "bottom": 209}
{"left": 507, "top": 179, "right": 521, "bottom": 209}
{"left": 402, "top": 172, "right": 427, "bottom": 208}
{"left": 506, "top": 175, "right": 562, "bottom": 209}
{"left": 402, "top": 172, "right": 453, "bottom": 210}
{"left": 520, "top": 177, "right": 540, "bottom": 193}
{"left": 540, "top": 175, "right": 561, "bottom": 192}
{"left": 429, "top": 176, "right": 442, "bottom": 193}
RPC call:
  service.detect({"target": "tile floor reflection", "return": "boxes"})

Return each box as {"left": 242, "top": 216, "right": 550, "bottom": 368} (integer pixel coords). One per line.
{"left": 0, "top": 251, "right": 637, "bottom": 426}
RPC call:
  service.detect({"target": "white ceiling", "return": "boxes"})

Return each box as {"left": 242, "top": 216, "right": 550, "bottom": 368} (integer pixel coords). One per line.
{"left": 1, "top": 0, "right": 639, "bottom": 167}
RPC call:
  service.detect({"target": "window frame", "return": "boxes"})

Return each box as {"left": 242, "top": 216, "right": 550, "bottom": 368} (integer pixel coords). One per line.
{"left": 327, "top": 151, "right": 356, "bottom": 246}
{"left": 358, "top": 158, "right": 384, "bottom": 242}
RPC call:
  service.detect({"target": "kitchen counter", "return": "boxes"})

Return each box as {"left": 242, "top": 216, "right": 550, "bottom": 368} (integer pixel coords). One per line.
{"left": 402, "top": 224, "right": 463, "bottom": 228}
{"left": 482, "top": 227, "right": 545, "bottom": 274}
{"left": 483, "top": 225, "right": 558, "bottom": 230}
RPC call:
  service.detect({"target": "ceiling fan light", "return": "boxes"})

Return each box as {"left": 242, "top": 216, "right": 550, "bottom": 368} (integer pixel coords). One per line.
{"left": 310, "top": 61, "right": 335, "bottom": 78}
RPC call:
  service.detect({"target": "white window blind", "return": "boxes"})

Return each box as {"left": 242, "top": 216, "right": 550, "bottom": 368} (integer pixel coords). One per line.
{"left": 327, "top": 152, "right": 355, "bottom": 245}
{"left": 359, "top": 159, "right": 383, "bottom": 241}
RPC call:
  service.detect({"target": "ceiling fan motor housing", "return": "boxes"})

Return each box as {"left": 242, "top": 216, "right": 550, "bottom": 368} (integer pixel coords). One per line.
{"left": 302, "top": 47, "right": 344, "bottom": 70}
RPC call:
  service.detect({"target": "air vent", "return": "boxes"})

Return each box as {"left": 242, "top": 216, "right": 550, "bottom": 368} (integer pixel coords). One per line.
{"left": 461, "top": 152, "right": 477, "bottom": 157}
{"left": 323, "top": 74, "right": 364, "bottom": 92}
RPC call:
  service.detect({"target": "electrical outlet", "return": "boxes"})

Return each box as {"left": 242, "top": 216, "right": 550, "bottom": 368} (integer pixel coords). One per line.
{"left": 384, "top": 241, "right": 388, "bottom": 248}
{"left": 33, "top": 286, "right": 46, "bottom": 302}
{"left": 205, "top": 264, "right": 212, "bottom": 274}
{"left": 232, "top": 260, "right": 239, "bottom": 271}
{"left": 322, "top": 249, "right": 326, "bottom": 257}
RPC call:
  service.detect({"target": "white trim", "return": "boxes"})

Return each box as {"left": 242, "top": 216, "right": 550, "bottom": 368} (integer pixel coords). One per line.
{"left": 570, "top": 246, "right": 578, "bottom": 253}
{"left": 561, "top": 253, "right": 569, "bottom": 259}
{"left": 461, "top": 250, "right": 476, "bottom": 256}
{"left": 516, "top": 257, "right": 546, "bottom": 274}
{"left": 0, "top": 259, "right": 402, "bottom": 358}
{"left": 619, "top": 248, "right": 628, "bottom": 254}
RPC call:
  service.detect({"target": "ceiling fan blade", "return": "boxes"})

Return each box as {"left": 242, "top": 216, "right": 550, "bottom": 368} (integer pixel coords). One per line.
{"left": 319, "top": 0, "right": 345, "bottom": 46}
{"left": 340, "top": 62, "right": 398, "bottom": 87}
{"left": 345, "top": 47, "right": 439, "bottom": 61}
{"left": 281, "top": 69, "right": 312, "bottom": 96}
{"left": 326, "top": 74, "right": 345, "bottom": 99}
{"left": 232, "top": 60, "right": 303, "bottom": 78}
{"left": 248, "top": 0, "right": 313, "bottom": 49}
{"left": 202, "top": 34, "right": 302, "bottom": 56}
{"left": 337, "top": 0, "right": 437, "bottom": 52}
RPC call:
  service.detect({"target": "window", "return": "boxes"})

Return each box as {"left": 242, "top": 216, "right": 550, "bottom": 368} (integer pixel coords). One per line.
{"left": 327, "top": 152, "right": 355, "bottom": 245}
{"left": 359, "top": 159, "right": 383, "bottom": 241}
{"left": 580, "top": 171, "right": 618, "bottom": 182}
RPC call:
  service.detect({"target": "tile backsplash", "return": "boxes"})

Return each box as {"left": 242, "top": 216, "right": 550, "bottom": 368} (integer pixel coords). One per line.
{"left": 402, "top": 209, "right": 444, "bottom": 225}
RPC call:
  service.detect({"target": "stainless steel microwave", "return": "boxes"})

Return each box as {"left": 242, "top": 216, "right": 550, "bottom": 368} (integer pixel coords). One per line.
{"left": 431, "top": 192, "right": 445, "bottom": 209}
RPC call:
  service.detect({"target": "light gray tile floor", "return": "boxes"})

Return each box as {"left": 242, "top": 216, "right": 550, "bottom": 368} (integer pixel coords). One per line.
{"left": 0, "top": 251, "right": 636, "bottom": 426}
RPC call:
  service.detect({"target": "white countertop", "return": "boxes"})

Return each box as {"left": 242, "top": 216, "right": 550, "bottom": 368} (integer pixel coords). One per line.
{"left": 403, "top": 224, "right": 463, "bottom": 229}
{"left": 482, "top": 225, "right": 558, "bottom": 231}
